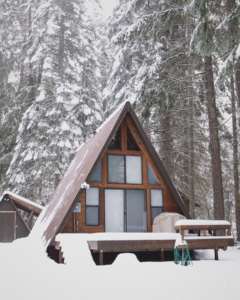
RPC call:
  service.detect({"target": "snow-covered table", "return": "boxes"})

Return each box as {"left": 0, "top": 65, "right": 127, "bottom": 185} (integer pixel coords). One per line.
{"left": 174, "top": 220, "right": 231, "bottom": 237}
{"left": 174, "top": 220, "right": 232, "bottom": 260}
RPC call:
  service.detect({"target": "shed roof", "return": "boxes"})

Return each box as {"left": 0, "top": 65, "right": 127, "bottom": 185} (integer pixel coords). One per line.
{"left": 30, "top": 101, "right": 191, "bottom": 248}
{"left": 1, "top": 191, "right": 44, "bottom": 216}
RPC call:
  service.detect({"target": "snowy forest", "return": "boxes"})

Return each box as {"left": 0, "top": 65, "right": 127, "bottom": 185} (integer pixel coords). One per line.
{"left": 0, "top": 0, "right": 240, "bottom": 239}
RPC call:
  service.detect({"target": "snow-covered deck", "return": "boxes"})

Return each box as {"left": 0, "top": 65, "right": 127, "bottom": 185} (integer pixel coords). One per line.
{"left": 55, "top": 232, "right": 234, "bottom": 265}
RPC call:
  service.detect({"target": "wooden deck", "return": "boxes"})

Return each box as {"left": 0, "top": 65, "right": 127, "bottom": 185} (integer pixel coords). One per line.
{"left": 87, "top": 236, "right": 234, "bottom": 264}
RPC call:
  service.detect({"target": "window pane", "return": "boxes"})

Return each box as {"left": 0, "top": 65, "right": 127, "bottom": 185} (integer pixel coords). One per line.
{"left": 147, "top": 162, "right": 159, "bottom": 184}
{"left": 86, "top": 188, "right": 99, "bottom": 206}
{"left": 126, "top": 156, "right": 142, "bottom": 184}
{"left": 108, "top": 126, "right": 121, "bottom": 150}
{"left": 151, "top": 207, "right": 163, "bottom": 225}
{"left": 127, "top": 126, "right": 140, "bottom": 151}
{"left": 86, "top": 207, "right": 99, "bottom": 226}
{"left": 108, "top": 155, "right": 125, "bottom": 183}
{"left": 126, "top": 190, "right": 147, "bottom": 232}
{"left": 105, "top": 189, "right": 124, "bottom": 232}
{"left": 90, "top": 161, "right": 102, "bottom": 182}
{"left": 151, "top": 189, "right": 163, "bottom": 206}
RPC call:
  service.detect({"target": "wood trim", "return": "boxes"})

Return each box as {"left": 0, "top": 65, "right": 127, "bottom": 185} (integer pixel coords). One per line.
{"left": 102, "top": 153, "right": 107, "bottom": 184}
{"left": 9, "top": 195, "right": 42, "bottom": 213}
{"left": 106, "top": 149, "right": 143, "bottom": 155}
{"left": 89, "top": 182, "right": 161, "bottom": 189}
{"left": 121, "top": 117, "right": 127, "bottom": 151}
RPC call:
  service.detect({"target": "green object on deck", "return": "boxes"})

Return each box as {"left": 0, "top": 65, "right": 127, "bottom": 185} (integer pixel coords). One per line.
{"left": 174, "top": 246, "right": 192, "bottom": 266}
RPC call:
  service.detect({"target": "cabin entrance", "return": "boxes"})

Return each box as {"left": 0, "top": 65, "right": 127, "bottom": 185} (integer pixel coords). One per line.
{"left": 105, "top": 189, "right": 147, "bottom": 232}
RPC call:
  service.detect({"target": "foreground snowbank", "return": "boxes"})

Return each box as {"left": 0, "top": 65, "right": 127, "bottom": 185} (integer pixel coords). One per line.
{"left": 0, "top": 235, "right": 239, "bottom": 300}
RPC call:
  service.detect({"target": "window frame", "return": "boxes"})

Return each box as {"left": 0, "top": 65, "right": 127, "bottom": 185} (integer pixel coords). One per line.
{"left": 85, "top": 187, "right": 100, "bottom": 226}
{"left": 150, "top": 189, "right": 164, "bottom": 225}
{"left": 107, "top": 154, "right": 143, "bottom": 185}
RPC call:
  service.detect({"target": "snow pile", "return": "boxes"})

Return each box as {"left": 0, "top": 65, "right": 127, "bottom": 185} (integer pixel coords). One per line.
{"left": 81, "top": 182, "right": 90, "bottom": 189}
{"left": 0, "top": 236, "right": 240, "bottom": 300}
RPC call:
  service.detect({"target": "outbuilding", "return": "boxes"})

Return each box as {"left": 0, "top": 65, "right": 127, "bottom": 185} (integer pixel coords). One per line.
{"left": 0, "top": 191, "right": 43, "bottom": 243}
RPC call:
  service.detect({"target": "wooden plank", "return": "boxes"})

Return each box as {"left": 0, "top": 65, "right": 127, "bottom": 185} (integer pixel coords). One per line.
{"left": 147, "top": 189, "right": 151, "bottom": 230}
{"left": 185, "top": 238, "right": 233, "bottom": 250}
{"left": 175, "top": 224, "right": 231, "bottom": 231}
{"left": 26, "top": 209, "right": 34, "bottom": 225}
{"left": 89, "top": 240, "right": 176, "bottom": 251}
{"left": 87, "top": 237, "right": 234, "bottom": 253}
{"left": 99, "top": 250, "right": 104, "bottom": 265}
{"left": 142, "top": 155, "right": 147, "bottom": 186}
{"left": 100, "top": 187, "right": 104, "bottom": 226}
{"left": 87, "top": 241, "right": 98, "bottom": 250}
{"left": 59, "top": 248, "right": 63, "bottom": 264}
{"left": 55, "top": 241, "right": 61, "bottom": 250}
{"left": 102, "top": 153, "right": 107, "bottom": 184}
{"left": 121, "top": 117, "right": 127, "bottom": 151}
{"left": 89, "top": 182, "right": 161, "bottom": 189}
{"left": 106, "top": 149, "right": 143, "bottom": 156}
{"left": 9, "top": 195, "right": 42, "bottom": 213}
{"left": 215, "top": 248, "right": 219, "bottom": 260}
{"left": 160, "top": 249, "right": 164, "bottom": 262}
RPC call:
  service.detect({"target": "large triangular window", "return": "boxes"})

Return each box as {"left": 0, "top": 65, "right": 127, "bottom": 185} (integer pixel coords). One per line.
{"left": 108, "top": 126, "right": 121, "bottom": 150}
{"left": 127, "top": 126, "right": 140, "bottom": 151}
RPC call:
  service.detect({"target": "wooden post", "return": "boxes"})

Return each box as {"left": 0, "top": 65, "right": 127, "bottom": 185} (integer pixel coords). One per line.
{"left": 203, "top": 229, "right": 206, "bottom": 236}
{"left": 227, "top": 228, "right": 231, "bottom": 236}
{"left": 214, "top": 248, "right": 218, "bottom": 261}
{"left": 59, "top": 248, "right": 63, "bottom": 264}
{"left": 99, "top": 250, "right": 103, "bottom": 265}
{"left": 160, "top": 249, "right": 164, "bottom": 262}
{"left": 198, "top": 230, "right": 200, "bottom": 236}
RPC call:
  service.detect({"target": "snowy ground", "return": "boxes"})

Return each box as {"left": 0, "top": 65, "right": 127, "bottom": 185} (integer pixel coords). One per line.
{"left": 0, "top": 235, "right": 240, "bottom": 300}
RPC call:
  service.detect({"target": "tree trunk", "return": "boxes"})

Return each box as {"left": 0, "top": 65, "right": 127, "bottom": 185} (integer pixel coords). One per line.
{"left": 227, "top": 0, "right": 240, "bottom": 241}
{"left": 160, "top": 104, "right": 172, "bottom": 178}
{"left": 230, "top": 76, "right": 240, "bottom": 241}
{"left": 187, "top": 16, "right": 195, "bottom": 218}
{"left": 204, "top": 55, "right": 225, "bottom": 221}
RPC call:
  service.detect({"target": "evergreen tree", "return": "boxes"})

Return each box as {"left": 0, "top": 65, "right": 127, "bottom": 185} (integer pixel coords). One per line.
{"left": 7, "top": 0, "right": 102, "bottom": 204}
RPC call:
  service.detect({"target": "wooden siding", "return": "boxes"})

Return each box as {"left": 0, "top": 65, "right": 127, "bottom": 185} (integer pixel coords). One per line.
{"left": 62, "top": 116, "right": 188, "bottom": 233}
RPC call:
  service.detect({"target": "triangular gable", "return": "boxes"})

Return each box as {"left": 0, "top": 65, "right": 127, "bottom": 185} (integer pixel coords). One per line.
{"left": 31, "top": 101, "right": 191, "bottom": 248}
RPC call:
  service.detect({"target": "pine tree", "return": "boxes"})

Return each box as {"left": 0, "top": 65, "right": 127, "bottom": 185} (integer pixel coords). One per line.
{"left": 187, "top": 0, "right": 225, "bottom": 222}
{"left": 7, "top": 0, "right": 103, "bottom": 204}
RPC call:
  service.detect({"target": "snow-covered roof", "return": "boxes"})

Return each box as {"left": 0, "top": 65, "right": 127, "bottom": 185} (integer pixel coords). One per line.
{"left": 1, "top": 191, "right": 44, "bottom": 216}
{"left": 30, "top": 101, "right": 191, "bottom": 248}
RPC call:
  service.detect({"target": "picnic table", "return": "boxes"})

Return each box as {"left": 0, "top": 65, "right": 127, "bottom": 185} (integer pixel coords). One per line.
{"left": 174, "top": 220, "right": 231, "bottom": 237}
{"left": 174, "top": 220, "right": 232, "bottom": 260}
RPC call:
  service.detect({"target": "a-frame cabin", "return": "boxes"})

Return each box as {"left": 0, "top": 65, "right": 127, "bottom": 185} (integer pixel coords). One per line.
{"left": 31, "top": 101, "right": 191, "bottom": 250}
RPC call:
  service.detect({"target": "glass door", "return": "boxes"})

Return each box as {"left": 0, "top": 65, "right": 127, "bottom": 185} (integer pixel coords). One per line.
{"left": 126, "top": 190, "right": 147, "bottom": 232}
{"left": 104, "top": 189, "right": 147, "bottom": 232}
{"left": 105, "top": 189, "right": 124, "bottom": 232}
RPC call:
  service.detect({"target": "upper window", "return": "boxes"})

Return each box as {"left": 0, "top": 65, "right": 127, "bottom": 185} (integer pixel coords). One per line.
{"left": 108, "top": 154, "right": 142, "bottom": 184}
{"left": 90, "top": 161, "right": 102, "bottom": 182}
{"left": 86, "top": 187, "right": 99, "bottom": 226}
{"left": 147, "top": 162, "right": 159, "bottom": 184}
{"left": 108, "top": 126, "right": 121, "bottom": 150}
{"left": 127, "top": 126, "right": 140, "bottom": 151}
